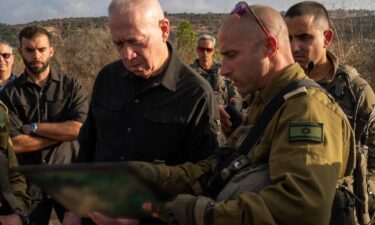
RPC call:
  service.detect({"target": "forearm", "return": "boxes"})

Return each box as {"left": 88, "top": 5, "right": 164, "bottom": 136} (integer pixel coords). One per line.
{"left": 29, "top": 121, "right": 82, "bottom": 142}
{"left": 12, "top": 135, "right": 59, "bottom": 153}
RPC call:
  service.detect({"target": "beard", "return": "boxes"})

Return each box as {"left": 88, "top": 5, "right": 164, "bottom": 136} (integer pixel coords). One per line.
{"left": 23, "top": 57, "right": 51, "bottom": 74}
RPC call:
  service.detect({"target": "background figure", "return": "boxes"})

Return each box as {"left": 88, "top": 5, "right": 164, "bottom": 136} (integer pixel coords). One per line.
{"left": 0, "top": 40, "right": 16, "bottom": 91}
{"left": 0, "top": 101, "right": 30, "bottom": 225}
{"left": 74, "top": 0, "right": 219, "bottom": 225}
{"left": 285, "top": 2, "right": 375, "bottom": 223}
{"left": 89, "top": 3, "right": 354, "bottom": 225}
{"left": 190, "top": 33, "right": 238, "bottom": 106}
{"left": 0, "top": 26, "right": 88, "bottom": 225}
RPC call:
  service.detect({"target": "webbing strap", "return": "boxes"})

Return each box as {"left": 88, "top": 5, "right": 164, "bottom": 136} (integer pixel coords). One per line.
{"left": 237, "top": 79, "right": 323, "bottom": 156}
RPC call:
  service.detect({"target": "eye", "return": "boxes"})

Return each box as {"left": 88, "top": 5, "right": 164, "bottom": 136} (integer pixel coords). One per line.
{"left": 113, "top": 40, "right": 124, "bottom": 48}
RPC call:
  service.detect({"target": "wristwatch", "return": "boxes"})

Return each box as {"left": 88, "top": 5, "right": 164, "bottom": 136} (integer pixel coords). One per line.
{"left": 29, "top": 123, "right": 38, "bottom": 136}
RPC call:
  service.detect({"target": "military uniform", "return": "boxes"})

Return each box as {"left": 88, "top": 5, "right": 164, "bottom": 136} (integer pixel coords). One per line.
{"left": 141, "top": 63, "right": 354, "bottom": 225}
{"left": 190, "top": 59, "right": 238, "bottom": 105}
{"left": 319, "top": 51, "right": 375, "bottom": 221}
{"left": 0, "top": 101, "right": 30, "bottom": 215}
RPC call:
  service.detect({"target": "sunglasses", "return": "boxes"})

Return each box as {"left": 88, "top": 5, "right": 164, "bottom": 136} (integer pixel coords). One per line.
{"left": 231, "top": 1, "right": 271, "bottom": 37}
{"left": 197, "top": 47, "right": 214, "bottom": 53}
{"left": 0, "top": 53, "right": 13, "bottom": 59}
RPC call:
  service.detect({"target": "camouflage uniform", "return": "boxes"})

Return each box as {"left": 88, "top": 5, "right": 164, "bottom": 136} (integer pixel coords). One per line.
{"left": 145, "top": 63, "right": 354, "bottom": 225}
{"left": 0, "top": 101, "right": 30, "bottom": 215}
{"left": 190, "top": 59, "right": 238, "bottom": 105}
{"left": 319, "top": 51, "right": 375, "bottom": 222}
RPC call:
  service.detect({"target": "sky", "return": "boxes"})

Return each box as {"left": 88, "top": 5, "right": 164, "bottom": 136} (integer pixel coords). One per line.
{"left": 0, "top": 0, "right": 374, "bottom": 25}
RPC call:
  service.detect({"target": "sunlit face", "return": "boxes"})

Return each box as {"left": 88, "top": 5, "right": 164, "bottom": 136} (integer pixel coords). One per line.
{"left": 19, "top": 34, "right": 54, "bottom": 75}
{"left": 285, "top": 15, "right": 328, "bottom": 69}
{"left": 0, "top": 44, "right": 14, "bottom": 75}
{"left": 108, "top": 11, "right": 168, "bottom": 78}
{"left": 197, "top": 39, "right": 215, "bottom": 66}
{"left": 218, "top": 20, "right": 267, "bottom": 95}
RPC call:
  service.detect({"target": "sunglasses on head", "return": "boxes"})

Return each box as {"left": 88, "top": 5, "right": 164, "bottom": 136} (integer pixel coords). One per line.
{"left": 197, "top": 47, "right": 214, "bottom": 53}
{"left": 0, "top": 53, "right": 12, "bottom": 59}
{"left": 231, "top": 1, "right": 271, "bottom": 37}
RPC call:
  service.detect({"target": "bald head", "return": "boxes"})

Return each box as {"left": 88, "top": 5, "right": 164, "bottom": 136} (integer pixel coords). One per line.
{"left": 108, "top": 0, "right": 164, "bottom": 27}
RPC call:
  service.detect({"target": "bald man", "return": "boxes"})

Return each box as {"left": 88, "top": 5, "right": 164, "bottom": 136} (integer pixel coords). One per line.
{"left": 73, "top": 0, "right": 219, "bottom": 224}
{"left": 89, "top": 3, "right": 354, "bottom": 225}
{"left": 0, "top": 40, "right": 16, "bottom": 91}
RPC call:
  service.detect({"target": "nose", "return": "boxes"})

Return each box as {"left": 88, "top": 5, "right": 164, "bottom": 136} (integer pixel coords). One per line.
{"left": 290, "top": 39, "right": 301, "bottom": 53}
{"left": 219, "top": 61, "right": 231, "bottom": 78}
{"left": 120, "top": 45, "right": 137, "bottom": 61}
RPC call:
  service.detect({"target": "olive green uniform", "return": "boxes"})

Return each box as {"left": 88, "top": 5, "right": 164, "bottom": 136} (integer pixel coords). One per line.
{"left": 322, "top": 52, "right": 374, "bottom": 195}
{"left": 147, "top": 63, "right": 354, "bottom": 225}
{"left": 0, "top": 102, "right": 30, "bottom": 214}
{"left": 190, "top": 59, "right": 239, "bottom": 105}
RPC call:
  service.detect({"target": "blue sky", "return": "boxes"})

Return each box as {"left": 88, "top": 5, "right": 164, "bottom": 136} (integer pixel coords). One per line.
{"left": 1, "top": 0, "right": 374, "bottom": 24}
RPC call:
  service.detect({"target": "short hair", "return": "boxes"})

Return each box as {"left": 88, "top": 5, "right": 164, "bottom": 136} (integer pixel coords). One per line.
{"left": 285, "top": 1, "right": 331, "bottom": 29}
{"left": 197, "top": 33, "right": 216, "bottom": 47}
{"left": 19, "top": 26, "right": 52, "bottom": 46}
{"left": 0, "top": 39, "right": 13, "bottom": 53}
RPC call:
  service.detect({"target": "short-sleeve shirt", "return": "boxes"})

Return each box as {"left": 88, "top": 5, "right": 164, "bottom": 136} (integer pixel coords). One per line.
{"left": 0, "top": 70, "right": 88, "bottom": 165}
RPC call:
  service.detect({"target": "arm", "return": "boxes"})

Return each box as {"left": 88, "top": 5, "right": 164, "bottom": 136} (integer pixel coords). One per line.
{"left": 11, "top": 134, "right": 59, "bottom": 153}
{"left": 22, "top": 120, "right": 82, "bottom": 141}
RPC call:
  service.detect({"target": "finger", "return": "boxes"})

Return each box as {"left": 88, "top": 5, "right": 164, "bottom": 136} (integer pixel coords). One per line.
{"left": 89, "top": 212, "right": 116, "bottom": 225}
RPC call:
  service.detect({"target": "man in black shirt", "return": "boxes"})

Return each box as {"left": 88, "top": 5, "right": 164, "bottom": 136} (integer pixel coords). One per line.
{"left": 70, "top": 0, "right": 218, "bottom": 225}
{"left": 0, "top": 25, "right": 88, "bottom": 225}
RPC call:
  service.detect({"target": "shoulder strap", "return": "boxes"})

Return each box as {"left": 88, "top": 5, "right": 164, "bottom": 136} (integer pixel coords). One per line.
{"left": 238, "top": 80, "right": 324, "bottom": 156}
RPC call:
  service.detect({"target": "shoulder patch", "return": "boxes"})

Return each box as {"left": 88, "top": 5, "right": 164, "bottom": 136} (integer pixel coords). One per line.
{"left": 289, "top": 122, "right": 323, "bottom": 143}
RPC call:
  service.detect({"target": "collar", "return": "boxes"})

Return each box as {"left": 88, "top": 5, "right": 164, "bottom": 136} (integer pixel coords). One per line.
{"left": 317, "top": 50, "right": 339, "bottom": 84}
{"left": 259, "top": 63, "right": 308, "bottom": 105}
{"left": 192, "top": 59, "right": 220, "bottom": 71}
{"left": 19, "top": 68, "right": 60, "bottom": 86}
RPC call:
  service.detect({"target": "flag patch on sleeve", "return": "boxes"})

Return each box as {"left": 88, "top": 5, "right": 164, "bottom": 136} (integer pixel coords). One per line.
{"left": 289, "top": 122, "right": 323, "bottom": 143}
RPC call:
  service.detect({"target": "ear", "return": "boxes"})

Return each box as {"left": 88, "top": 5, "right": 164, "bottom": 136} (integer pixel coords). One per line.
{"left": 265, "top": 36, "right": 278, "bottom": 58}
{"left": 160, "top": 18, "right": 170, "bottom": 42}
{"left": 49, "top": 47, "right": 55, "bottom": 57}
{"left": 323, "top": 29, "right": 334, "bottom": 48}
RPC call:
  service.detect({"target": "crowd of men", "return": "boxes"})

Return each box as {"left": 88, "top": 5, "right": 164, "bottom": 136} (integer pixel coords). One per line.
{"left": 1, "top": 0, "right": 375, "bottom": 225}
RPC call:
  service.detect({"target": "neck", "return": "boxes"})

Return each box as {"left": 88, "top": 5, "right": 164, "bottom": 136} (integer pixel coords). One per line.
{"left": 199, "top": 59, "right": 213, "bottom": 70}
{"left": 27, "top": 67, "right": 51, "bottom": 87}
{"left": 0, "top": 71, "right": 11, "bottom": 82}
{"left": 308, "top": 56, "right": 333, "bottom": 82}
{"left": 149, "top": 46, "right": 170, "bottom": 78}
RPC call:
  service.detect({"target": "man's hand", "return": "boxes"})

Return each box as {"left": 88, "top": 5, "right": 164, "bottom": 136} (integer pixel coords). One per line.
{"left": 219, "top": 105, "right": 233, "bottom": 135}
{"left": 89, "top": 212, "right": 139, "bottom": 225}
{"left": 0, "top": 214, "right": 23, "bottom": 225}
{"left": 150, "top": 194, "right": 214, "bottom": 225}
{"left": 62, "top": 212, "right": 81, "bottom": 225}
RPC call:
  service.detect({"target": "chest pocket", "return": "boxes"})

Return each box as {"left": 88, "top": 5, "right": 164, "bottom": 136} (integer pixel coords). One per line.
{"left": 47, "top": 93, "right": 71, "bottom": 121}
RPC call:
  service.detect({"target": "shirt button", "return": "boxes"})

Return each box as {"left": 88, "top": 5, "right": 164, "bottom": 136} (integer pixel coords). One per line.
{"left": 134, "top": 99, "right": 140, "bottom": 104}
{"left": 120, "top": 156, "right": 125, "bottom": 160}
{"left": 127, "top": 128, "right": 132, "bottom": 132}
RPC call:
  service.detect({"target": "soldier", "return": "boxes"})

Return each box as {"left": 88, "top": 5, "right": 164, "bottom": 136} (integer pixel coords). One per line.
{"left": 0, "top": 40, "right": 17, "bottom": 91}
{"left": 190, "top": 34, "right": 238, "bottom": 106}
{"left": 284, "top": 2, "right": 375, "bottom": 223}
{"left": 89, "top": 3, "right": 354, "bottom": 225}
{"left": 0, "top": 102, "right": 30, "bottom": 225}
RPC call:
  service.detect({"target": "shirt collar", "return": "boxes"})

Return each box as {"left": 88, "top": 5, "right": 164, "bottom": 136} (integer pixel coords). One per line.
{"left": 19, "top": 68, "right": 61, "bottom": 85}
{"left": 259, "top": 63, "right": 308, "bottom": 105}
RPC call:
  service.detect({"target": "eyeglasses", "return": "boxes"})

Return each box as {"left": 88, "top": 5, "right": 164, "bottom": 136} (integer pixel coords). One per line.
{"left": 197, "top": 47, "right": 214, "bottom": 53}
{"left": 0, "top": 53, "right": 13, "bottom": 59}
{"left": 231, "top": 1, "right": 271, "bottom": 37}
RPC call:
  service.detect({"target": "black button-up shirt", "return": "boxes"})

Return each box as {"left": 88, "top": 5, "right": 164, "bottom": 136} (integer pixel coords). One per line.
{"left": 0, "top": 70, "right": 89, "bottom": 165}
{"left": 78, "top": 43, "right": 218, "bottom": 165}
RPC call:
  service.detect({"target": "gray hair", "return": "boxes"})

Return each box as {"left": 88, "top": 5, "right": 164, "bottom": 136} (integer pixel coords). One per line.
{"left": 0, "top": 39, "right": 13, "bottom": 53}
{"left": 197, "top": 33, "right": 216, "bottom": 47}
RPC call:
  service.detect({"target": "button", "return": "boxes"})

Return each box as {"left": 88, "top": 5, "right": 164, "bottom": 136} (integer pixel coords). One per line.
{"left": 127, "top": 128, "right": 132, "bottom": 132}
{"left": 134, "top": 99, "right": 140, "bottom": 104}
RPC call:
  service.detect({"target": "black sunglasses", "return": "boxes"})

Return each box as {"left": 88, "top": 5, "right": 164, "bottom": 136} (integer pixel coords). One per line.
{"left": 0, "top": 53, "right": 13, "bottom": 59}
{"left": 231, "top": 1, "right": 271, "bottom": 37}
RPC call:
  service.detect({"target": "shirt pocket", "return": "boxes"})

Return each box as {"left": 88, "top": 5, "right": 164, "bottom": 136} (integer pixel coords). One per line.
{"left": 47, "top": 95, "right": 70, "bottom": 121}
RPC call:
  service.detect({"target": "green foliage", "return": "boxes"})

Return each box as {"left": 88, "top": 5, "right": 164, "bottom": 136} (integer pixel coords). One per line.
{"left": 176, "top": 20, "right": 198, "bottom": 63}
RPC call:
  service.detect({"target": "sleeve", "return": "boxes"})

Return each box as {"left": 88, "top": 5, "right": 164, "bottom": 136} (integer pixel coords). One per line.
{"left": 0, "top": 91, "right": 24, "bottom": 137}
{"left": 66, "top": 78, "right": 89, "bottom": 123}
{"left": 211, "top": 91, "right": 352, "bottom": 225}
{"left": 77, "top": 103, "right": 96, "bottom": 163}
{"left": 184, "top": 87, "right": 218, "bottom": 162}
